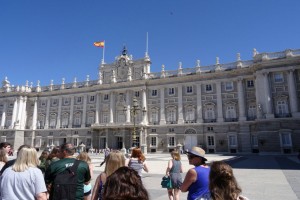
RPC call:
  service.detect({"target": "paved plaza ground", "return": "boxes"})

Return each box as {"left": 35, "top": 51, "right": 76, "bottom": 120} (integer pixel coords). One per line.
{"left": 89, "top": 152, "right": 300, "bottom": 200}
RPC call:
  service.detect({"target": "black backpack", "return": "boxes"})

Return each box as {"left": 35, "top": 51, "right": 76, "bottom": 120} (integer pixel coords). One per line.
{"left": 52, "top": 160, "right": 81, "bottom": 200}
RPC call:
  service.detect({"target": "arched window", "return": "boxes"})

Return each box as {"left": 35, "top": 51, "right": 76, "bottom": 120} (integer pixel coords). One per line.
{"left": 61, "top": 113, "right": 69, "bottom": 128}
{"left": 167, "top": 106, "right": 177, "bottom": 123}
{"left": 151, "top": 108, "right": 159, "bottom": 124}
{"left": 185, "top": 106, "right": 195, "bottom": 122}
{"left": 87, "top": 112, "right": 95, "bottom": 125}
{"left": 49, "top": 113, "right": 57, "bottom": 128}
{"left": 73, "top": 112, "right": 82, "bottom": 126}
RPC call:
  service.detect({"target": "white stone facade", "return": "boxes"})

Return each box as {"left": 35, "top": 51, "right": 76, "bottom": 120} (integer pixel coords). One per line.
{"left": 1, "top": 48, "right": 300, "bottom": 154}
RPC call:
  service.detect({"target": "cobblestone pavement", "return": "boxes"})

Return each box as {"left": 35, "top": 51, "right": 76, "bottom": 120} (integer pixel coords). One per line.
{"left": 89, "top": 153, "right": 300, "bottom": 200}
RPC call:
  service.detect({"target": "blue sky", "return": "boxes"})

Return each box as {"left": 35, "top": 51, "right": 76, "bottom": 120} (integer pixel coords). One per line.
{"left": 1, "top": 0, "right": 300, "bottom": 87}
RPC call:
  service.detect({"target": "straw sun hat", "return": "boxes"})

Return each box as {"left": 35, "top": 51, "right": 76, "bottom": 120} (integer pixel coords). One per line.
{"left": 185, "top": 146, "right": 207, "bottom": 162}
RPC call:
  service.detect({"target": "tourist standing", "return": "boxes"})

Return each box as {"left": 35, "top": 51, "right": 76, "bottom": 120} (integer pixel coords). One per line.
{"left": 180, "top": 147, "right": 210, "bottom": 200}
{"left": 91, "top": 151, "right": 125, "bottom": 200}
{"left": 77, "top": 152, "right": 94, "bottom": 200}
{"left": 166, "top": 150, "right": 183, "bottom": 200}
{"left": 0, "top": 146, "right": 47, "bottom": 200}
{"left": 45, "top": 143, "right": 91, "bottom": 200}
{"left": 0, "top": 149, "right": 8, "bottom": 171}
{"left": 102, "top": 166, "right": 149, "bottom": 200}
{"left": 209, "top": 161, "right": 249, "bottom": 200}
{"left": 125, "top": 147, "right": 149, "bottom": 177}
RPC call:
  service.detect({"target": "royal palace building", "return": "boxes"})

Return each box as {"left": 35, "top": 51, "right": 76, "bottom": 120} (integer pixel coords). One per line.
{"left": 1, "top": 47, "right": 300, "bottom": 154}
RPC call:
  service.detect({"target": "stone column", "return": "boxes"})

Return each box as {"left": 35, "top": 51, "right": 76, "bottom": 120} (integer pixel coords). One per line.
{"left": 32, "top": 98, "right": 38, "bottom": 130}
{"left": 20, "top": 96, "right": 27, "bottom": 129}
{"left": 82, "top": 94, "right": 87, "bottom": 127}
{"left": 1, "top": 101, "right": 7, "bottom": 128}
{"left": 9, "top": 98, "right": 18, "bottom": 128}
{"left": 142, "top": 88, "right": 148, "bottom": 124}
{"left": 44, "top": 98, "right": 51, "bottom": 128}
{"left": 196, "top": 84, "right": 203, "bottom": 123}
{"left": 69, "top": 96, "right": 74, "bottom": 128}
{"left": 31, "top": 98, "right": 38, "bottom": 146}
{"left": 126, "top": 90, "right": 131, "bottom": 123}
{"left": 109, "top": 92, "right": 115, "bottom": 123}
{"left": 11, "top": 98, "right": 18, "bottom": 128}
{"left": 216, "top": 82, "right": 224, "bottom": 122}
{"left": 95, "top": 93, "right": 100, "bottom": 124}
{"left": 237, "top": 78, "right": 246, "bottom": 121}
{"left": 263, "top": 72, "right": 274, "bottom": 118}
{"left": 56, "top": 97, "right": 62, "bottom": 128}
{"left": 160, "top": 88, "right": 166, "bottom": 124}
{"left": 287, "top": 69, "right": 299, "bottom": 117}
{"left": 177, "top": 85, "right": 184, "bottom": 124}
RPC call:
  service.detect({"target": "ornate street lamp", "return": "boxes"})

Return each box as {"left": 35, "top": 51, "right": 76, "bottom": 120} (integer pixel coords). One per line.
{"left": 124, "top": 97, "right": 146, "bottom": 147}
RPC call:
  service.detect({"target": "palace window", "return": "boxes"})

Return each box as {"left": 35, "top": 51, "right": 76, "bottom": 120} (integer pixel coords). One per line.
{"left": 226, "top": 105, "right": 236, "bottom": 119}
{"left": 151, "top": 109, "right": 159, "bottom": 124}
{"left": 135, "top": 91, "right": 140, "bottom": 97}
{"left": 280, "top": 132, "right": 292, "bottom": 147}
{"left": 150, "top": 137, "right": 157, "bottom": 146}
{"left": 251, "top": 135, "right": 258, "bottom": 147}
{"left": 185, "top": 106, "right": 195, "bottom": 121}
{"left": 225, "top": 82, "right": 233, "bottom": 91}
{"left": 186, "top": 86, "right": 193, "bottom": 94}
{"left": 274, "top": 72, "right": 284, "bottom": 83}
{"left": 61, "top": 113, "right": 69, "bottom": 128}
{"left": 207, "top": 127, "right": 213, "bottom": 131}
{"left": 205, "top": 106, "right": 215, "bottom": 119}
{"left": 228, "top": 135, "right": 237, "bottom": 147}
{"left": 207, "top": 136, "right": 215, "bottom": 146}
{"left": 89, "top": 95, "right": 95, "bottom": 102}
{"left": 76, "top": 97, "right": 82, "bottom": 104}
{"left": 247, "top": 80, "right": 254, "bottom": 88}
{"left": 248, "top": 105, "right": 256, "bottom": 119}
{"left": 87, "top": 112, "right": 95, "bottom": 125}
{"left": 151, "top": 129, "right": 156, "bottom": 132}
{"left": 276, "top": 100, "right": 288, "bottom": 116}
{"left": 169, "top": 128, "right": 174, "bottom": 132}
{"left": 73, "top": 112, "right": 81, "bottom": 125}
{"left": 168, "top": 88, "right": 175, "bottom": 96}
{"left": 104, "top": 94, "right": 109, "bottom": 101}
{"left": 168, "top": 137, "right": 175, "bottom": 146}
{"left": 205, "top": 84, "right": 212, "bottom": 92}
{"left": 167, "top": 108, "right": 176, "bottom": 123}
{"left": 152, "top": 89, "right": 157, "bottom": 97}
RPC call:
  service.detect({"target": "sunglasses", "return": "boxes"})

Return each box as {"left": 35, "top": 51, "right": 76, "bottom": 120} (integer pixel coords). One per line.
{"left": 187, "top": 154, "right": 197, "bottom": 159}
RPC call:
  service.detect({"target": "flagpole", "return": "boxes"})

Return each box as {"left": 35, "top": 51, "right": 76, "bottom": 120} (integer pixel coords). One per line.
{"left": 102, "top": 40, "right": 105, "bottom": 64}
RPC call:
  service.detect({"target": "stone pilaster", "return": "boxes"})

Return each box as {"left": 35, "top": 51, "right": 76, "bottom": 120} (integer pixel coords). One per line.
{"left": 237, "top": 78, "right": 246, "bottom": 121}
{"left": 159, "top": 87, "right": 166, "bottom": 125}
{"left": 216, "top": 82, "right": 224, "bottom": 122}
{"left": 196, "top": 84, "right": 203, "bottom": 123}
{"left": 177, "top": 85, "right": 184, "bottom": 124}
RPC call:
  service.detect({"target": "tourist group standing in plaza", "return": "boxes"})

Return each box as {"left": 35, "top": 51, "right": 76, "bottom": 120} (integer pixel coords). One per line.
{"left": 0, "top": 142, "right": 248, "bottom": 200}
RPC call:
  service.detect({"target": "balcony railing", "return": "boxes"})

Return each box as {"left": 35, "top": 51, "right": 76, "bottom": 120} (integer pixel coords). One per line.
{"left": 49, "top": 126, "right": 56, "bottom": 129}
{"left": 274, "top": 113, "right": 292, "bottom": 118}
{"left": 85, "top": 124, "right": 91, "bottom": 127}
{"left": 37, "top": 126, "right": 44, "bottom": 129}
{"left": 166, "top": 121, "right": 177, "bottom": 124}
{"left": 185, "top": 120, "right": 196, "bottom": 124}
{"left": 72, "top": 125, "right": 81, "bottom": 128}
{"left": 224, "top": 118, "right": 238, "bottom": 122}
{"left": 203, "top": 119, "right": 217, "bottom": 123}
{"left": 247, "top": 116, "right": 256, "bottom": 121}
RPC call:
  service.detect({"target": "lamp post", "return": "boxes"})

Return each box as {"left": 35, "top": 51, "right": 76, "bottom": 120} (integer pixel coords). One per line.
{"left": 124, "top": 97, "right": 146, "bottom": 147}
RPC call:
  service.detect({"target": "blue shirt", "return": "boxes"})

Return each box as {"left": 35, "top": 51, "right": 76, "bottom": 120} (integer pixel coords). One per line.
{"left": 187, "top": 165, "right": 210, "bottom": 200}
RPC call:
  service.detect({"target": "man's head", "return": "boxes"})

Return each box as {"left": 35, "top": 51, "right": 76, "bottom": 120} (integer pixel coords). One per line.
{"left": 60, "top": 143, "right": 75, "bottom": 158}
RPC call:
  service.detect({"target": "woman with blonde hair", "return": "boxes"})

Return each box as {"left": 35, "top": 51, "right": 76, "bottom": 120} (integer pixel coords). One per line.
{"left": 0, "top": 149, "right": 8, "bottom": 171}
{"left": 125, "top": 147, "right": 149, "bottom": 177}
{"left": 0, "top": 146, "right": 47, "bottom": 200}
{"left": 166, "top": 150, "right": 183, "bottom": 200}
{"left": 77, "top": 151, "right": 94, "bottom": 200}
{"left": 91, "top": 151, "right": 125, "bottom": 200}
{"left": 209, "top": 161, "right": 248, "bottom": 200}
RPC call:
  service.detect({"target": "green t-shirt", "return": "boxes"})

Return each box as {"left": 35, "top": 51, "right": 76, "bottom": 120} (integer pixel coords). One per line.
{"left": 45, "top": 158, "right": 91, "bottom": 200}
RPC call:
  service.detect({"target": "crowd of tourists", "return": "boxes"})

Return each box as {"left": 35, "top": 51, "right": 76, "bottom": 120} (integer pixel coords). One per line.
{"left": 0, "top": 142, "right": 248, "bottom": 200}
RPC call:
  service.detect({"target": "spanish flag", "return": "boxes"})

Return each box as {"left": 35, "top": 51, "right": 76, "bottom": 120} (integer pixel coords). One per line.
{"left": 94, "top": 41, "right": 105, "bottom": 47}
